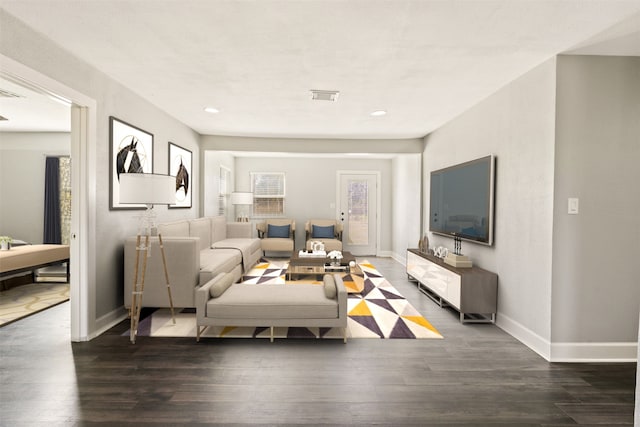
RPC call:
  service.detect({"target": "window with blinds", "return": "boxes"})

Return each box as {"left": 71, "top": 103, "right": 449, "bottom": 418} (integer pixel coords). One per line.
{"left": 251, "top": 172, "right": 285, "bottom": 216}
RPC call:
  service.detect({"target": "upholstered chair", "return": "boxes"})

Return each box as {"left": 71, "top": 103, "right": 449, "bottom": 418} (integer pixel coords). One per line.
{"left": 256, "top": 218, "right": 295, "bottom": 256}
{"left": 305, "top": 219, "right": 343, "bottom": 252}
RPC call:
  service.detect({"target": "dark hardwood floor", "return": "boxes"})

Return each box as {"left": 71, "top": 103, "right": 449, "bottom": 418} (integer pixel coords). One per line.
{"left": 0, "top": 256, "right": 636, "bottom": 426}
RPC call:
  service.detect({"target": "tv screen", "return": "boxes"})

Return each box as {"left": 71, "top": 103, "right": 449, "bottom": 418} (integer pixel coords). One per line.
{"left": 429, "top": 155, "right": 495, "bottom": 246}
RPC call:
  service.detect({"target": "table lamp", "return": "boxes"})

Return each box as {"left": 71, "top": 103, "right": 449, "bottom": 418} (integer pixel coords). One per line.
{"left": 230, "top": 191, "right": 253, "bottom": 222}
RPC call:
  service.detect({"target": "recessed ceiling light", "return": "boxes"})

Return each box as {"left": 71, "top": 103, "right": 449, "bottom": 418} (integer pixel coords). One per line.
{"left": 204, "top": 107, "right": 219, "bottom": 114}
{"left": 370, "top": 110, "right": 387, "bottom": 117}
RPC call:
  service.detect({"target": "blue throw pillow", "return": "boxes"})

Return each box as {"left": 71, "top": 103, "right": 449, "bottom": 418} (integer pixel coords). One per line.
{"left": 267, "top": 224, "right": 290, "bottom": 238}
{"left": 312, "top": 224, "right": 334, "bottom": 239}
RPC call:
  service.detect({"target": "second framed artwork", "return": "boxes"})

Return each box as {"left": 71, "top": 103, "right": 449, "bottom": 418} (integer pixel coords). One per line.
{"left": 168, "top": 142, "right": 192, "bottom": 208}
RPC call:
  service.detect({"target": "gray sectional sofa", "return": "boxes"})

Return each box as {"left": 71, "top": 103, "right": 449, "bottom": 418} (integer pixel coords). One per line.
{"left": 124, "top": 216, "right": 261, "bottom": 309}
{"left": 196, "top": 272, "right": 348, "bottom": 342}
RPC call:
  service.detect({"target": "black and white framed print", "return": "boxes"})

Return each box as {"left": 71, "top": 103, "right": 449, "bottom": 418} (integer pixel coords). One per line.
{"left": 109, "top": 116, "right": 154, "bottom": 210}
{"left": 168, "top": 142, "right": 192, "bottom": 208}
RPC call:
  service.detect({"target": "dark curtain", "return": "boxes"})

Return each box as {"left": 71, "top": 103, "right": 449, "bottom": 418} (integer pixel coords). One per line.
{"left": 43, "top": 156, "right": 61, "bottom": 244}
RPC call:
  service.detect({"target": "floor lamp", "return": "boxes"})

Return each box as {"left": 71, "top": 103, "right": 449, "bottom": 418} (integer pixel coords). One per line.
{"left": 120, "top": 173, "right": 176, "bottom": 343}
{"left": 230, "top": 191, "right": 253, "bottom": 222}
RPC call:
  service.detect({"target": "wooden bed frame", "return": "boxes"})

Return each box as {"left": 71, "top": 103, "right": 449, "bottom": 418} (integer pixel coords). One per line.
{"left": 0, "top": 244, "right": 70, "bottom": 284}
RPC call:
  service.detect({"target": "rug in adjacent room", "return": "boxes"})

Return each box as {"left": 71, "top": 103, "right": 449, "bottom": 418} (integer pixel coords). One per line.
{"left": 128, "top": 260, "right": 443, "bottom": 340}
{"left": 0, "top": 282, "right": 70, "bottom": 327}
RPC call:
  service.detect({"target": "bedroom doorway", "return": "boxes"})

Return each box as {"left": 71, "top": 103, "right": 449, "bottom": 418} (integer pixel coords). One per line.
{"left": 1, "top": 55, "right": 95, "bottom": 341}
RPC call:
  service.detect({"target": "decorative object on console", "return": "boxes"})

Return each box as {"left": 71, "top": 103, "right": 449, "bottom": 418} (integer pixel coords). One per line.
{"left": 422, "top": 234, "right": 430, "bottom": 253}
{"left": 444, "top": 235, "right": 472, "bottom": 268}
{"left": 168, "top": 142, "right": 192, "bottom": 209}
{"left": 109, "top": 116, "right": 154, "bottom": 210}
{"left": 120, "top": 172, "right": 176, "bottom": 344}
{"left": 433, "top": 246, "right": 448, "bottom": 259}
{"left": 230, "top": 192, "right": 253, "bottom": 222}
{"left": 0, "top": 236, "right": 12, "bottom": 251}
{"left": 311, "top": 241, "right": 325, "bottom": 252}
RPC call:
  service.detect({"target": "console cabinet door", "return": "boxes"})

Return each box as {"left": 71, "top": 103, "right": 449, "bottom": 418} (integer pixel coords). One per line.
{"left": 408, "top": 251, "right": 460, "bottom": 308}
{"left": 446, "top": 275, "right": 461, "bottom": 308}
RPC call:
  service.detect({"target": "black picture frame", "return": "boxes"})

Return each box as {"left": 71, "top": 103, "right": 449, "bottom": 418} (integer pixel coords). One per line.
{"left": 168, "top": 142, "right": 192, "bottom": 208}
{"left": 109, "top": 116, "right": 154, "bottom": 210}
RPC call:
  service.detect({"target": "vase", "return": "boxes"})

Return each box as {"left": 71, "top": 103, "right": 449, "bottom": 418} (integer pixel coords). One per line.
{"left": 421, "top": 234, "right": 429, "bottom": 253}
{"left": 0, "top": 241, "right": 9, "bottom": 251}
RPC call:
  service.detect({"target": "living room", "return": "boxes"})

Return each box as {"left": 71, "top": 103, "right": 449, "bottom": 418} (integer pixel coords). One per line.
{"left": 1, "top": 2, "right": 639, "bottom": 424}
{"left": 1, "top": 0, "right": 639, "bottom": 359}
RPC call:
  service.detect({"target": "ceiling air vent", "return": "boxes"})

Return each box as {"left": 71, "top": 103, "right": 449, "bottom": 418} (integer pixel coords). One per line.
{"left": 310, "top": 89, "right": 339, "bottom": 101}
{"left": 0, "top": 88, "right": 23, "bottom": 98}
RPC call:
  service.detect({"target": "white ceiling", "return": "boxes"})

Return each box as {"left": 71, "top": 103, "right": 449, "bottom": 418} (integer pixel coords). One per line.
{"left": 1, "top": 1, "right": 639, "bottom": 138}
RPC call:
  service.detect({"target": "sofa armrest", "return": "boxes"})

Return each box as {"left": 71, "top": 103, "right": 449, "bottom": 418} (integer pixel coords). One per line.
{"left": 333, "top": 274, "right": 348, "bottom": 321}
{"left": 196, "top": 272, "right": 228, "bottom": 322}
{"left": 226, "top": 222, "right": 252, "bottom": 238}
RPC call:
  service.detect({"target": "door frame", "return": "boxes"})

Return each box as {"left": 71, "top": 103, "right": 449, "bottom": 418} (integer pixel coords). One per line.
{"left": 336, "top": 170, "right": 381, "bottom": 256}
{"left": 1, "top": 54, "right": 96, "bottom": 341}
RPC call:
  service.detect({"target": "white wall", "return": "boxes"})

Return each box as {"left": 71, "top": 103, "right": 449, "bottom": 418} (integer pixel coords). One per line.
{"left": 234, "top": 156, "right": 394, "bottom": 254}
{"left": 423, "top": 58, "right": 558, "bottom": 358}
{"left": 0, "top": 132, "right": 70, "bottom": 243}
{"left": 551, "top": 55, "right": 640, "bottom": 361}
{"left": 391, "top": 154, "right": 422, "bottom": 263}
{"left": 1, "top": 9, "right": 200, "bottom": 334}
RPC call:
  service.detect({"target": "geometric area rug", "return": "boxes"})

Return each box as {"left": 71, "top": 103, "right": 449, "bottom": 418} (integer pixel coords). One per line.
{"left": 127, "top": 260, "right": 443, "bottom": 340}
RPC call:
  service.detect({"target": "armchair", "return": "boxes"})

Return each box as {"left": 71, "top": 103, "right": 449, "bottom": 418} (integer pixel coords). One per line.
{"left": 305, "top": 219, "right": 343, "bottom": 252}
{"left": 256, "top": 218, "right": 296, "bottom": 256}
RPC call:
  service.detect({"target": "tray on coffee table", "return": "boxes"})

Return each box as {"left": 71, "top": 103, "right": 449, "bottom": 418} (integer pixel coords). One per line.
{"left": 286, "top": 251, "right": 356, "bottom": 281}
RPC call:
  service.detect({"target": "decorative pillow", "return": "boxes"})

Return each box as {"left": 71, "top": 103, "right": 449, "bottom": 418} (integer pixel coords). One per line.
{"left": 209, "top": 273, "right": 235, "bottom": 298}
{"left": 267, "top": 224, "right": 290, "bottom": 238}
{"left": 312, "top": 224, "right": 334, "bottom": 239}
{"left": 323, "top": 274, "right": 337, "bottom": 299}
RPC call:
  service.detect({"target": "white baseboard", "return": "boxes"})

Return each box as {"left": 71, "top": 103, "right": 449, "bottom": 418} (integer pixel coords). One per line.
{"left": 496, "top": 312, "right": 551, "bottom": 361}
{"left": 497, "top": 312, "right": 638, "bottom": 362}
{"left": 390, "top": 251, "right": 406, "bottom": 265}
{"left": 376, "top": 250, "right": 394, "bottom": 258}
{"left": 89, "top": 306, "right": 128, "bottom": 340}
{"left": 550, "top": 342, "right": 638, "bottom": 362}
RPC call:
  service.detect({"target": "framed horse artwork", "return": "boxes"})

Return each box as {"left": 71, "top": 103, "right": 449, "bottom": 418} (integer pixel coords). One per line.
{"left": 109, "top": 116, "right": 154, "bottom": 210}
{"left": 168, "top": 142, "right": 192, "bottom": 209}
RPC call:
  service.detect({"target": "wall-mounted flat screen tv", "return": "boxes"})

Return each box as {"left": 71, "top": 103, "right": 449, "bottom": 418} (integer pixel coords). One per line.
{"left": 429, "top": 155, "right": 495, "bottom": 246}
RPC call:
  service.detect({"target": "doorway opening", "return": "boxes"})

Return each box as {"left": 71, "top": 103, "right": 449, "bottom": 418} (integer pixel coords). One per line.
{"left": 1, "top": 55, "right": 95, "bottom": 341}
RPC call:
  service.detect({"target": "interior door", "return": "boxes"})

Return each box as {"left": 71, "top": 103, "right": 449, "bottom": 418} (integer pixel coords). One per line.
{"left": 338, "top": 172, "right": 378, "bottom": 256}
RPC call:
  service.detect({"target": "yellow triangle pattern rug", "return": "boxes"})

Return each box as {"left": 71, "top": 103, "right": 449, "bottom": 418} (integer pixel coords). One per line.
{"left": 132, "top": 260, "right": 443, "bottom": 340}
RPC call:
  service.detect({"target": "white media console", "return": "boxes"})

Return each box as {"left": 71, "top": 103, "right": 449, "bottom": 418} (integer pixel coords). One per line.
{"left": 406, "top": 249, "right": 498, "bottom": 323}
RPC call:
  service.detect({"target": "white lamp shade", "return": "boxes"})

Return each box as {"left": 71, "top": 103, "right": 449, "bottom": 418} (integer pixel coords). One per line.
{"left": 120, "top": 173, "right": 175, "bottom": 205}
{"left": 230, "top": 192, "right": 254, "bottom": 205}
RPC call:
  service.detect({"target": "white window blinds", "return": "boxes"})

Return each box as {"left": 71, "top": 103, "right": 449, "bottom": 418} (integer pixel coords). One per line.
{"left": 251, "top": 172, "right": 285, "bottom": 216}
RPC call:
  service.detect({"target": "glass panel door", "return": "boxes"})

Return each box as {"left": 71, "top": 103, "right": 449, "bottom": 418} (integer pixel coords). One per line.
{"left": 339, "top": 173, "right": 377, "bottom": 255}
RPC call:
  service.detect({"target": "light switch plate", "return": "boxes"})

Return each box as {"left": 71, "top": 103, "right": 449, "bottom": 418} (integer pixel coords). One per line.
{"left": 568, "top": 198, "right": 579, "bottom": 214}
